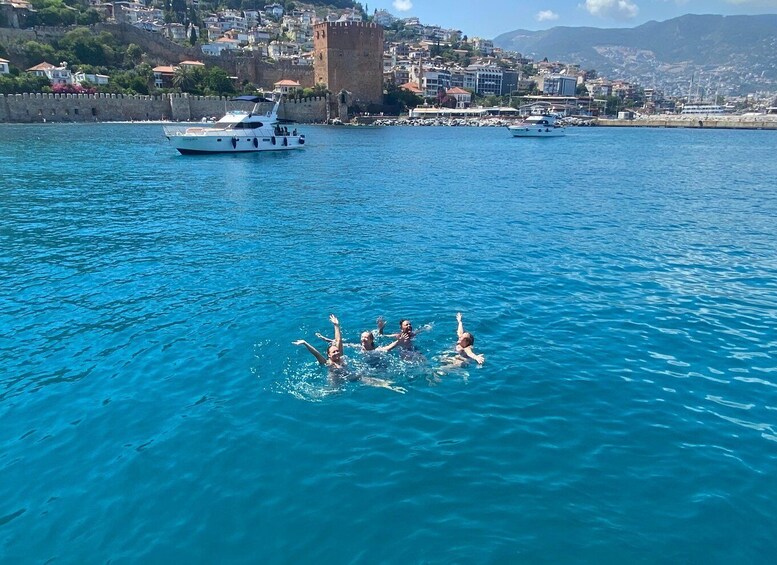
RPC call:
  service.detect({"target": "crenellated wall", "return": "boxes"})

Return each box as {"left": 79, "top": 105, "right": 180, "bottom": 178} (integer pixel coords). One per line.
{"left": 0, "top": 92, "right": 327, "bottom": 123}
{"left": 1, "top": 92, "right": 170, "bottom": 123}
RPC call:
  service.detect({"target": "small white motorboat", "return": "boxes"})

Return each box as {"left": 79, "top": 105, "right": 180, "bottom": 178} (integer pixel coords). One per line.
{"left": 507, "top": 114, "right": 565, "bottom": 137}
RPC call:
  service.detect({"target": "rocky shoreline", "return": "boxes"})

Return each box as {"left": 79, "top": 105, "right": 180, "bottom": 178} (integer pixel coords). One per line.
{"left": 342, "top": 114, "right": 777, "bottom": 130}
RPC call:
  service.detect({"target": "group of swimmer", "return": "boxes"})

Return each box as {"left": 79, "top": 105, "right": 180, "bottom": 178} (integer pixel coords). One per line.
{"left": 292, "top": 312, "right": 484, "bottom": 393}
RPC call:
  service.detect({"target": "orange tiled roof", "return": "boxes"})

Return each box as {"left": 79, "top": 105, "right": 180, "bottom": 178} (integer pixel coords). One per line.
{"left": 447, "top": 87, "right": 470, "bottom": 95}
{"left": 27, "top": 62, "right": 55, "bottom": 71}
{"left": 274, "top": 79, "right": 300, "bottom": 86}
{"left": 399, "top": 82, "right": 423, "bottom": 94}
{"left": 152, "top": 65, "right": 176, "bottom": 74}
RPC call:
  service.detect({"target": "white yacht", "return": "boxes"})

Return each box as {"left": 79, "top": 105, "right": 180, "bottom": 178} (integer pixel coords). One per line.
{"left": 163, "top": 95, "right": 305, "bottom": 154}
{"left": 507, "top": 114, "right": 565, "bottom": 137}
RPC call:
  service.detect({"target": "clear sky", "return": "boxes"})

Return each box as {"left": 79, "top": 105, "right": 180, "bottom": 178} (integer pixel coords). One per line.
{"left": 368, "top": 0, "right": 777, "bottom": 38}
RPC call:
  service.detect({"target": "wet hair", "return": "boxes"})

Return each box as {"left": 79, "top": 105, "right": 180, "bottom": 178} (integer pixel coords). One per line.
{"left": 461, "top": 332, "right": 474, "bottom": 347}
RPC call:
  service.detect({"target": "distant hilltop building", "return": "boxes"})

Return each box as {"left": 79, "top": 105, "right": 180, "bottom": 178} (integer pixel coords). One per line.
{"left": 313, "top": 21, "right": 384, "bottom": 107}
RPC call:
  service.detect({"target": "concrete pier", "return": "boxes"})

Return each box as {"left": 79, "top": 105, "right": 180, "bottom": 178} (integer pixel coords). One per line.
{"left": 597, "top": 115, "right": 777, "bottom": 130}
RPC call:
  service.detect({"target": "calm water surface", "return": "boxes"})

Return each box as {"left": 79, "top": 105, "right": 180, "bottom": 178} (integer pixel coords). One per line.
{"left": 1, "top": 123, "right": 776, "bottom": 563}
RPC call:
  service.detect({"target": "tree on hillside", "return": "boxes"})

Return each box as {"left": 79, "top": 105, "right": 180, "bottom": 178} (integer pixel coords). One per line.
{"left": 125, "top": 43, "right": 143, "bottom": 67}
{"left": 22, "top": 40, "right": 57, "bottom": 67}
{"left": 383, "top": 81, "right": 422, "bottom": 110}
{"left": 189, "top": 26, "right": 198, "bottom": 46}
{"left": 204, "top": 67, "right": 235, "bottom": 95}
{"left": 33, "top": 2, "right": 77, "bottom": 26}
{"left": 171, "top": 0, "right": 186, "bottom": 19}
{"left": 0, "top": 73, "right": 51, "bottom": 94}
{"left": 76, "top": 8, "right": 101, "bottom": 25}
{"left": 173, "top": 66, "right": 195, "bottom": 92}
{"left": 57, "top": 28, "right": 121, "bottom": 67}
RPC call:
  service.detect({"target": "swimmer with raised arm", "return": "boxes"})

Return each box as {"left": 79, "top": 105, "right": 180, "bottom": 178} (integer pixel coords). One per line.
{"left": 378, "top": 317, "right": 432, "bottom": 350}
{"left": 293, "top": 313, "right": 345, "bottom": 372}
{"left": 316, "top": 317, "right": 399, "bottom": 353}
{"left": 452, "top": 312, "right": 484, "bottom": 365}
{"left": 296, "top": 314, "right": 406, "bottom": 393}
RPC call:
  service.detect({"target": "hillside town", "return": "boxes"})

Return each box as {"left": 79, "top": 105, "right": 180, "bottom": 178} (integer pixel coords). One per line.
{"left": 1, "top": 0, "right": 776, "bottom": 119}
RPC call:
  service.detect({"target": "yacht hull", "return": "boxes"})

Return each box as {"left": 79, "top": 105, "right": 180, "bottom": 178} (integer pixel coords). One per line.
{"left": 507, "top": 126, "right": 565, "bottom": 137}
{"left": 165, "top": 130, "right": 305, "bottom": 154}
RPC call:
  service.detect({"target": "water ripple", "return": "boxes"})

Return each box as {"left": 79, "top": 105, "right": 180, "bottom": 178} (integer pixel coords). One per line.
{"left": 1, "top": 124, "right": 776, "bottom": 561}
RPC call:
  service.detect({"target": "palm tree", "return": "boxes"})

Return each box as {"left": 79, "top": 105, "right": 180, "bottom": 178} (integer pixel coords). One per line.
{"left": 172, "top": 66, "right": 194, "bottom": 92}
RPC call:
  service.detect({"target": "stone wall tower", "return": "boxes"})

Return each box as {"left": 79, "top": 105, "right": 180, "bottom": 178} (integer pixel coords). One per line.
{"left": 313, "top": 21, "right": 384, "bottom": 107}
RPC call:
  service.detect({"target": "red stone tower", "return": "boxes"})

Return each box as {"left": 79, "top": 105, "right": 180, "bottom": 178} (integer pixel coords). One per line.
{"left": 313, "top": 21, "right": 384, "bottom": 107}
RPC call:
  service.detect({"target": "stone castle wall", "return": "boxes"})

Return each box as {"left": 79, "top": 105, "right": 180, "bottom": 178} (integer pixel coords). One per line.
{"left": 313, "top": 22, "right": 384, "bottom": 106}
{"left": 0, "top": 92, "right": 327, "bottom": 123}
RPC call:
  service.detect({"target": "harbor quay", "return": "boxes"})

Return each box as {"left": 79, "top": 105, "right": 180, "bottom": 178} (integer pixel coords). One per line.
{"left": 2, "top": 93, "right": 775, "bottom": 130}
{"left": 597, "top": 115, "right": 777, "bottom": 130}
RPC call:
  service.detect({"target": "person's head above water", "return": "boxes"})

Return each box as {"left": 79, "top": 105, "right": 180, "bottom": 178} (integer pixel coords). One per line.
{"left": 327, "top": 344, "right": 342, "bottom": 362}
{"left": 399, "top": 319, "right": 413, "bottom": 334}
{"left": 458, "top": 331, "right": 474, "bottom": 348}
{"left": 360, "top": 331, "right": 375, "bottom": 350}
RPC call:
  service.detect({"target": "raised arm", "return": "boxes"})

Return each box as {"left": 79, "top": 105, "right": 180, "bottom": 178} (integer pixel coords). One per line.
{"left": 330, "top": 314, "right": 343, "bottom": 355}
{"left": 377, "top": 316, "right": 396, "bottom": 337}
{"left": 375, "top": 339, "right": 402, "bottom": 353}
{"left": 316, "top": 333, "right": 364, "bottom": 349}
{"left": 315, "top": 332, "right": 334, "bottom": 344}
{"left": 456, "top": 312, "right": 465, "bottom": 338}
{"left": 292, "top": 340, "right": 327, "bottom": 365}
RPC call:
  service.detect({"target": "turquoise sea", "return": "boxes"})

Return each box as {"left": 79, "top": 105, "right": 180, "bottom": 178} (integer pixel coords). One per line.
{"left": 1, "top": 122, "right": 776, "bottom": 563}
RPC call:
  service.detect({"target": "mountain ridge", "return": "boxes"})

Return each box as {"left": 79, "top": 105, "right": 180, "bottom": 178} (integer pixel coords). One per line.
{"left": 493, "top": 14, "right": 777, "bottom": 96}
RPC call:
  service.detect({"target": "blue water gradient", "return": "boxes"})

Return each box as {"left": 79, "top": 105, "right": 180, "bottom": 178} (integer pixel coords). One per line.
{"left": 1, "top": 123, "right": 776, "bottom": 562}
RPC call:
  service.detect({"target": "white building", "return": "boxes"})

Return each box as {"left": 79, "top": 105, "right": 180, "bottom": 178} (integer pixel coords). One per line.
{"left": 446, "top": 86, "right": 471, "bottom": 108}
{"left": 243, "top": 10, "right": 260, "bottom": 26}
{"left": 268, "top": 41, "right": 299, "bottom": 60}
{"left": 201, "top": 38, "right": 240, "bottom": 56}
{"left": 466, "top": 64, "right": 503, "bottom": 96}
{"left": 471, "top": 37, "right": 494, "bottom": 55}
{"left": 540, "top": 74, "right": 577, "bottom": 97}
{"left": 373, "top": 9, "right": 395, "bottom": 27}
{"left": 680, "top": 104, "right": 731, "bottom": 115}
{"left": 266, "top": 3, "right": 284, "bottom": 18}
{"left": 422, "top": 68, "right": 452, "bottom": 98}
{"left": 0, "top": 58, "right": 10, "bottom": 75}
{"left": 74, "top": 71, "right": 109, "bottom": 85}
{"left": 165, "top": 23, "right": 187, "bottom": 42}
{"left": 274, "top": 79, "right": 301, "bottom": 94}
{"left": 27, "top": 62, "right": 73, "bottom": 85}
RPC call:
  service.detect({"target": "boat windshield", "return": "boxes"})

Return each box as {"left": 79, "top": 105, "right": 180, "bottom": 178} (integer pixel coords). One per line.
{"left": 227, "top": 122, "right": 265, "bottom": 129}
